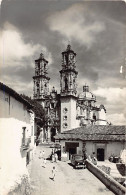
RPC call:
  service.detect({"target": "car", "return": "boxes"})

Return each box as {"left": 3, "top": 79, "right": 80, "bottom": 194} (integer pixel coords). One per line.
{"left": 71, "top": 154, "right": 86, "bottom": 169}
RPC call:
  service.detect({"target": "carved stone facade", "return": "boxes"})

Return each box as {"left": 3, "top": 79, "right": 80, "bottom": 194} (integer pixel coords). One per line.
{"left": 33, "top": 45, "right": 108, "bottom": 142}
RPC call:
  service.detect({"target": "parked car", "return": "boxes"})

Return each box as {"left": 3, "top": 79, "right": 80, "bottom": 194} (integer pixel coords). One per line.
{"left": 71, "top": 154, "right": 86, "bottom": 169}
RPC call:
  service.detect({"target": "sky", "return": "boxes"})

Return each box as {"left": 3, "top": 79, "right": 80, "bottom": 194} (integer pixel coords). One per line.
{"left": 0, "top": 0, "right": 126, "bottom": 125}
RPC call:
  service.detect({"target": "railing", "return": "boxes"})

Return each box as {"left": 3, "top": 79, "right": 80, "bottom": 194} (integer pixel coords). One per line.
{"left": 86, "top": 160, "right": 126, "bottom": 195}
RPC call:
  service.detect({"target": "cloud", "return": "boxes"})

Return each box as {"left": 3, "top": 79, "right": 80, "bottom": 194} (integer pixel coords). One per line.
{"left": 0, "top": 23, "right": 53, "bottom": 95}
{"left": 47, "top": 4, "right": 105, "bottom": 49}
{"left": 107, "top": 113, "right": 126, "bottom": 125}
{"left": 93, "top": 87, "right": 126, "bottom": 104}
{"left": 0, "top": 74, "right": 33, "bottom": 96}
{"left": 0, "top": 23, "right": 53, "bottom": 68}
{"left": 93, "top": 87, "right": 126, "bottom": 125}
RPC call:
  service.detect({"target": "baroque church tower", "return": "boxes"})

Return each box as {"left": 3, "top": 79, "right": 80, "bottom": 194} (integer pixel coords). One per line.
{"left": 60, "top": 44, "right": 78, "bottom": 96}
{"left": 33, "top": 53, "right": 50, "bottom": 107}
{"left": 60, "top": 45, "right": 78, "bottom": 131}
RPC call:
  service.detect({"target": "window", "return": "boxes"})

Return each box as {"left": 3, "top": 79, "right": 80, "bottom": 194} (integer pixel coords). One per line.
{"left": 93, "top": 114, "right": 96, "bottom": 121}
{"left": 63, "top": 107, "right": 68, "bottom": 113}
{"left": 63, "top": 116, "right": 67, "bottom": 121}
{"left": 51, "top": 103, "right": 54, "bottom": 109}
{"left": 36, "top": 71, "right": 39, "bottom": 75}
{"left": 22, "top": 127, "right": 26, "bottom": 146}
{"left": 63, "top": 123, "right": 68, "bottom": 128}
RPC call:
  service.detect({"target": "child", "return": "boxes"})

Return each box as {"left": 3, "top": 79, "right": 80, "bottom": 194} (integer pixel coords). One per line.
{"left": 54, "top": 153, "right": 58, "bottom": 162}
{"left": 52, "top": 154, "right": 55, "bottom": 163}
{"left": 43, "top": 158, "right": 46, "bottom": 168}
{"left": 52, "top": 166, "right": 56, "bottom": 181}
{"left": 42, "top": 150, "right": 45, "bottom": 158}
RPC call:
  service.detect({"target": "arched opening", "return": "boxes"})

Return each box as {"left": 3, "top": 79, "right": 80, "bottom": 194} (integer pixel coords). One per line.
{"left": 65, "top": 77, "right": 68, "bottom": 90}
{"left": 51, "top": 128, "right": 56, "bottom": 142}
{"left": 93, "top": 113, "right": 96, "bottom": 121}
{"left": 97, "top": 148, "right": 105, "bottom": 161}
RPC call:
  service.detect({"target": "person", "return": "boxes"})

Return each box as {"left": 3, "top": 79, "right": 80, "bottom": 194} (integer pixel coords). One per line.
{"left": 55, "top": 153, "right": 58, "bottom": 162}
{"left": 42, "top": 150, "right": 45, "bottom": 158}
{"left": 52, "top": 166, "right": 56, "bottom": 181}
{"left": 52, "top": 154, "right": 55, "bottom": 163}
{"left": 52, "top": 148, "right": 55, "bottom": 155}
{"left": 43, "top": 158, "right": 46, "bottom": 168}
{"left": 92, "top": 157, "right": 97, "bottom": 165}
{"left": 91, "top": 152, "right": 95, "bottom": 159}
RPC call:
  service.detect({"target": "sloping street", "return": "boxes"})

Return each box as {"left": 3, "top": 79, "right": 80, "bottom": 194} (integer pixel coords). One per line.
{"left": 28, "top": 145, "right": 115, "bottom": 195}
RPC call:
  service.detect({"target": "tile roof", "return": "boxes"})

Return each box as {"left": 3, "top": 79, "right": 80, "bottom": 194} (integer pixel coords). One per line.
{"left": 54, "top": 125, "right": 126, "bottom": 141}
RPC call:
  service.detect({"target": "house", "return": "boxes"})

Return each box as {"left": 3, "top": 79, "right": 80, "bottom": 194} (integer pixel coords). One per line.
{"left": 0, "top": 82, "right": 35, "bottom": 194}
{"left": 33, "top": 45, "right": 108, "bottom": 142}
{"left": 54, "top": 125, "right": 126, "bottom": 163}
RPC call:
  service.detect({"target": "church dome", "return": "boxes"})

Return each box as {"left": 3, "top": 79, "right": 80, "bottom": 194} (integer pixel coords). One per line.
{"left": 78, "top": 85, "right": 96, "bottom": 101}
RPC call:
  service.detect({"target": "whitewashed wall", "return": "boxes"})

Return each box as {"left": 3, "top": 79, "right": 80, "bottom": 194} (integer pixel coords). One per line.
{"left": 0, "top": 90, "right": 34, "bottom": 194}
{"left": 59, "top": 140, "right": 126, "bottom": 162}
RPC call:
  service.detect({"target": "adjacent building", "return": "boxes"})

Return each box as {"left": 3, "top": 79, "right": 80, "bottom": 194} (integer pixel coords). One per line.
{"left": 33, "top": 45, "right": 108, "bottom": 142}
{"left": 0, "top": 82, "right": 35, "bottom": 194}
{"left": 54, "top": 125, "right": 126, "bottom": 163}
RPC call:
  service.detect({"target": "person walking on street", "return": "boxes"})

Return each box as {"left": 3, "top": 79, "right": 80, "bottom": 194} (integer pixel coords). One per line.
{"left": 54, "top": 153, "right": 58, "bottom": 162}
{"left": 42, "top": 150, "right": 45, "bottom": 158}
{"left": 52, "top": 154, "right": 55, "bottom": 163}
{"left": 52, "top": 166, "right": 56, "bottom": 181}
{"left": 43, "top": 158, "right": 46, "bottom": 168}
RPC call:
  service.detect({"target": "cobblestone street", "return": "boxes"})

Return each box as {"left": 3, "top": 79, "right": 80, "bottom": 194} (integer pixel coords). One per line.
{"left": 28, "top": 145, "right": 115, "bottom": 195}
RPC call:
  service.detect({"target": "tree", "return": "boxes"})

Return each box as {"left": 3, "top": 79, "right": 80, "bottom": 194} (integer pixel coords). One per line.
{"left": 20, "top": 94, "right": 46, "bottom": 128}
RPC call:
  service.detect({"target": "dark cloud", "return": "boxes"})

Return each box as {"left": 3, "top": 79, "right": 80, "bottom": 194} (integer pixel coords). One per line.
{"left": 1, "top": 0, "right": 126, "bottom": 124}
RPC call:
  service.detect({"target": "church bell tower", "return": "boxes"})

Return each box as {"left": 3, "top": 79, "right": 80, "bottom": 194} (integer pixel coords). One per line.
{"left": 33, "top": 53, "right": 50, "bottom": 107}
{"left": 60, "top": 44, "right": 78, "bottom": 96}
{"left": 60, "top": 45, "right": 78, "bottom": 132}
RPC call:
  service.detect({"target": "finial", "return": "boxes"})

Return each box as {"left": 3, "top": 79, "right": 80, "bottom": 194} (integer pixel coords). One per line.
{"left": 40, "top": 53, "right": 44, "bottom": 59}
{"left": 52, "top": 86, "right": 55, "bottom": 92}
{"left": 83, "top": 84, "right": 89, "bottom": 92}
{"left": 67, "top": 41, "right": 71, "bottom": 51}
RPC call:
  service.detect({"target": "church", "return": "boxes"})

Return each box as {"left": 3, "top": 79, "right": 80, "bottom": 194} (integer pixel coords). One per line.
{"left": 33, "top": 44, "right": 108, "bottom": 142}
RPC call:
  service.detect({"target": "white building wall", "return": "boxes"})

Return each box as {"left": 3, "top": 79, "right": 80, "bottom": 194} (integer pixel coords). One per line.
{"left": 0, "top": 118, "right": 30, "bottom": 194}
{"left": 0, "top": 90, "right": 35, "bottom": 194}
{"left": 59, "top": 140, "right": 126, "bottom": 162}
{"left": 75, "top": 119, "right": 80, "bottom": 128}
{"left": 29, "top": 111, "right": 35, "bottom": 147}
{"left": 60, "top": 96, "right": 76, "bottom": 132}
{"left": 86, "top": 142, "right": 95, "bottom": 156}
{"left": 0, "top": 90, "right": 30, "bottom": 123}
{"left": 106, "top": 142, "right": 124, "bottom": 159}
{"left": 97, "top": 109, "right": 107, "bottom": 125}
{"left": 70, "top": 97, "right": 76, "bottom": 129}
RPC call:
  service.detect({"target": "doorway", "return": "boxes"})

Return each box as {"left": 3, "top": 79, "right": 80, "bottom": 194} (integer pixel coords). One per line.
{"left": 51, "top": 128, "right": 56, "bottom": 142}
{"left": 69, "top": 148, "right": 76, "bottom": 160}
{"left": 97, "top": 148, "right": 105, "bottom": 161}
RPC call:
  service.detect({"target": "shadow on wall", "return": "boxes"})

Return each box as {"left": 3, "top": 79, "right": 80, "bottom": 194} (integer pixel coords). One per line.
{"left": 116, "top": 164, "right": 126, "bottom": 176}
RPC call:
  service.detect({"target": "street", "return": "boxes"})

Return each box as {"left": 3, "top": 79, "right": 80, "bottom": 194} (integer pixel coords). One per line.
{"left": 28, "top": 145, "right": 115, "bottom": 195}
